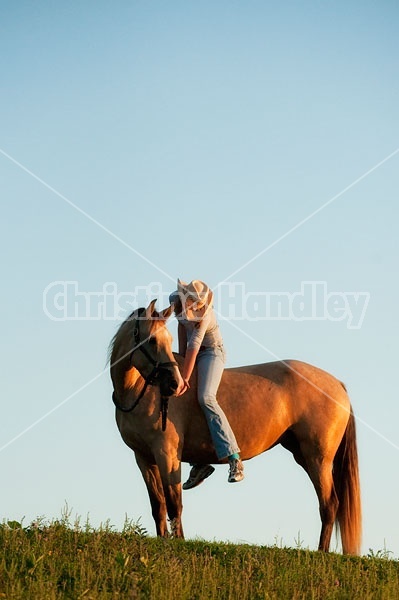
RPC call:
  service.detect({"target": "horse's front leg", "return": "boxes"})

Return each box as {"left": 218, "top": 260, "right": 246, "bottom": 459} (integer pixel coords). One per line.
{"left": 155, "top": 448, "right": 184, "bottom": 538}
{"left": 134, "top": 452, "right": 168, "bottom": 537}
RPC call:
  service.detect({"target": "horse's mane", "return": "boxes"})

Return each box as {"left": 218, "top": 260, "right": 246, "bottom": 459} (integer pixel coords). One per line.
{"left": 107, "top": 308, "right": 140, "bottom": 365}
{"left": 107, "top": 306, "right": 166, "bottom": 365}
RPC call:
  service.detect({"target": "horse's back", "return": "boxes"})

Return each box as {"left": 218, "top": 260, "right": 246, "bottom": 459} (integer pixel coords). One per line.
{"left": 226, "top": 359, "right": 293, "bottom": 386}
{"left": 227, "top": 358, "right": 344, "bottom": 387}
{"left": 225, "top": 359, "right": 349, "bottom": 411}
{"left": 220, "top": 359, "right": 350, "bottom": 459}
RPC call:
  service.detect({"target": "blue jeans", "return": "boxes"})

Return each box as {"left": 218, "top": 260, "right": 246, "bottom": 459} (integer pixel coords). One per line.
{"left": 196, "top": 346, "right": 240, "bottom": 460}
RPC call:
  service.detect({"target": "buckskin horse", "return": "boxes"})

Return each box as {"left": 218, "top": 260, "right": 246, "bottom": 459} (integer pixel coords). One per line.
{"left": 109, "top": 300, "right": 361, "bottom": 554}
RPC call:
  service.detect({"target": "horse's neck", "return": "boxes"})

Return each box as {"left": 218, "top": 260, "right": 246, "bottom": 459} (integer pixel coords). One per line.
{"left": 119, "top": 365, "right": 148, "bottom": 400}
{"left": 124, "top": 365, "right": 142, "bottom": 390}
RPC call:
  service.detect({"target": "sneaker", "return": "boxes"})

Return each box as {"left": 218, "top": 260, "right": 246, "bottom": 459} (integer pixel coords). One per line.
{"left": 183, "top": 464, "right": 215, "bottom": 490}
{"left": 228, "top": 458, "right": 244, "bottom": 483}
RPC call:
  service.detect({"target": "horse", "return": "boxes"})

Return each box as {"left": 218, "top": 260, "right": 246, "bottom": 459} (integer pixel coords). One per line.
{"left": 109, "top": 300, "right": 362, "bottom": 554}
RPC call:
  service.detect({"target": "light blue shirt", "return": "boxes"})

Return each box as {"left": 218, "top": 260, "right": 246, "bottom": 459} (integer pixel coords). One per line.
{"left": 179, "top": 307, "right": 224, "bottom": 351}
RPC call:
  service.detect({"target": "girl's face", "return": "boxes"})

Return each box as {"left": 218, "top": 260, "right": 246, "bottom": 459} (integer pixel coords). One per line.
{"left": 185, "top": 297, "right": 200, "bottom": 311}
{"left": 183, "top": 296, "right": 205, "bottom": 320}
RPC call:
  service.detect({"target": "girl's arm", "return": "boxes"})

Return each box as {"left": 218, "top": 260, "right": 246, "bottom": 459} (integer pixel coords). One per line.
{"left": 177, "top": 322, "right": 187, "bottom": 356}
{"left": 176, "top": 312, "right": 210, "bottom": 395}
{"left": 182, "top": 348, "right": 198, "bottom": 384}
{"left": 176, "top": 323, "right": 191, "bottom": 396}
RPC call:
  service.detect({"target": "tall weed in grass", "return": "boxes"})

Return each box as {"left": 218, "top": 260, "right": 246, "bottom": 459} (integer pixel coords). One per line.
{"left": 1, "top": 513, "right": 399, "bottom": 599}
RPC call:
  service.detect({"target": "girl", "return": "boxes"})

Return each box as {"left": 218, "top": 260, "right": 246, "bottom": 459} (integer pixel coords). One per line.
{"left": 171, "top": 279, "right": 244, "bottom": 488}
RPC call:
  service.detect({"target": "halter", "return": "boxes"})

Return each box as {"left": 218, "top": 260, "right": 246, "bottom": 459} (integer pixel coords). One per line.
{"left": 112, "top": 308, "right": 179, "bottom": 429}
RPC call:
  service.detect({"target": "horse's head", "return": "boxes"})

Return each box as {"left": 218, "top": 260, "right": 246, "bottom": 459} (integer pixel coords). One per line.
{"left": 130, "top": 299, "right": 182, "bottom": 397}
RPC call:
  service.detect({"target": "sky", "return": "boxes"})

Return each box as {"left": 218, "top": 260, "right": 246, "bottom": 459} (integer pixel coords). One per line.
{"left": 1, "top": 1, "right": 398, "bottom": 557}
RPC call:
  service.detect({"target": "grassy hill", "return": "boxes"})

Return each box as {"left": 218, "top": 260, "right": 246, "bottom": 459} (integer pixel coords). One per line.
{"left": 1, "top": 516, "right": 398, "bottom": 599}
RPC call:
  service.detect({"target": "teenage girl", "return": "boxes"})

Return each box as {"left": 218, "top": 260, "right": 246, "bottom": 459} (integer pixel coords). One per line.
{"left": 171, "top": 279, "right": 244, "bottom": 488}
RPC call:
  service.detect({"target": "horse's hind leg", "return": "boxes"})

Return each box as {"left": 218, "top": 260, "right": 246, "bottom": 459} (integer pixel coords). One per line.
{"left": 134, "top": 452, "right": 168, "bottom": 537}
{"left": 281, "top": 432, "right": 338, "bottom": 551}
{"left": 305, "top": 454, "right": 339, "bottom": 552}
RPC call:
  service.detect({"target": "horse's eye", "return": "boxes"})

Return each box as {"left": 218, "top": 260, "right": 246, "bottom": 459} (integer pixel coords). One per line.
{"left": 149, "top": 337, "right": 157, "bottom": 345}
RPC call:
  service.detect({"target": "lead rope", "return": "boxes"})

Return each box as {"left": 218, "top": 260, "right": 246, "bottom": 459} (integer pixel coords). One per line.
{"left": 160, "top": 395, "right": 169, "bottom": 431}
{"left": 113, "top": 387, "right": 171, "bottom": 431}
{"left": 112, "top": 378, "right": 150, "bottom": 413}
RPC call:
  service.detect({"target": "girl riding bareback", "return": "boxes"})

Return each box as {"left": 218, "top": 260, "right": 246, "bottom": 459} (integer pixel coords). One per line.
{"left": 171, "top": 279, "right": 244, "bottom": 488}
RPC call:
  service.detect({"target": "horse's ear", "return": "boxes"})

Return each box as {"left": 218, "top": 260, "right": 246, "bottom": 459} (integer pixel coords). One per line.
{"left": 145, "top": 299, "right": 157, "bottom": 319}
{"left": 159, "top": 303, "right": 174, "bottom": 321}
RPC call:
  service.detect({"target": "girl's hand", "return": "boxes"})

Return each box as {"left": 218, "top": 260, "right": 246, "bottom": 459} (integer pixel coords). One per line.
{"left": 176, "top": 378, "right": 190, "bottom": 396}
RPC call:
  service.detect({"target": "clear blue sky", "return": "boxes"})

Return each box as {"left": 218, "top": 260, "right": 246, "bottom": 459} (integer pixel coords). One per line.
{"left": 1, "top": 1, "right": 398, "bottom": 556}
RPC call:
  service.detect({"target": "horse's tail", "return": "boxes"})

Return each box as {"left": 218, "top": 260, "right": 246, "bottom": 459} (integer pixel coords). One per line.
{"left": 333, "top": 407, "right": 362, "bottom": 554}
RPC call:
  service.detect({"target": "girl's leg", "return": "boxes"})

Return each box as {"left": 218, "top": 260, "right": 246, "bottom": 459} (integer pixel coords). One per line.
{"left": 197, "top": 347, "right": 240, "bottom": 460}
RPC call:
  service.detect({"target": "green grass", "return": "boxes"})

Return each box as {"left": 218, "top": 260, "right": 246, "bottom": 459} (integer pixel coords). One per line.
{"left": 1, "top": 514, "right": 398, "bottom": 599}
